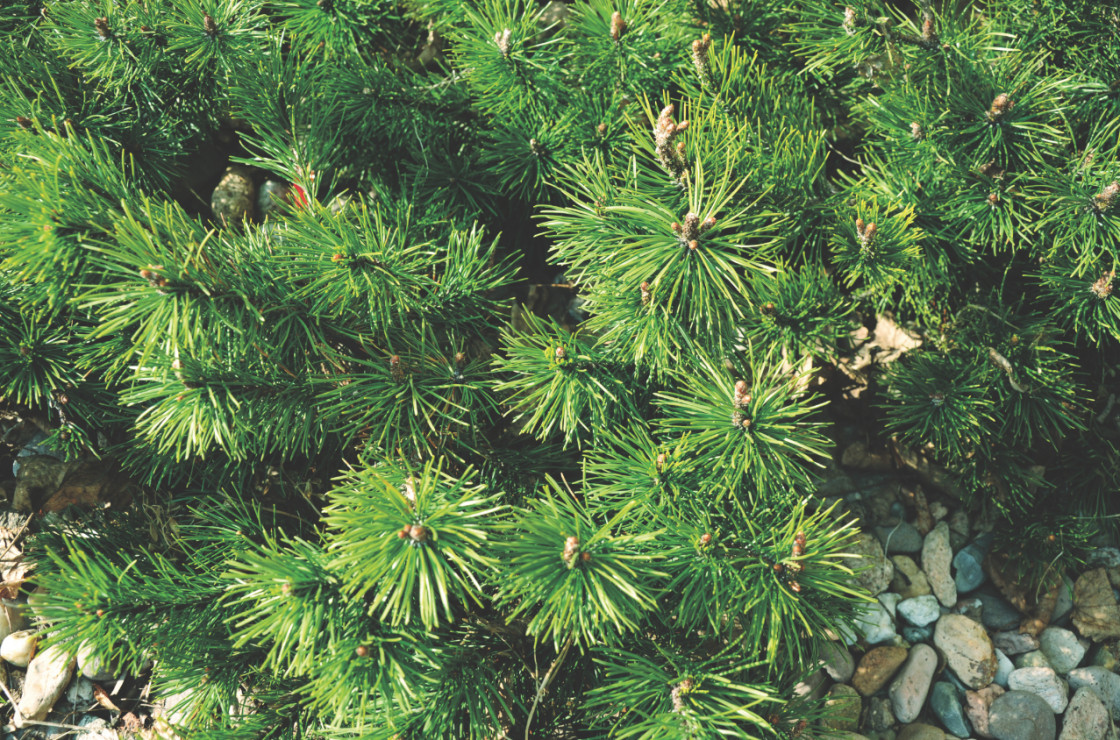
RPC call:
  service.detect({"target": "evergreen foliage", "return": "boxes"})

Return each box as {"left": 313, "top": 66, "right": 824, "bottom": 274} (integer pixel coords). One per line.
{"left": 1, "top": 0, "right": 1118, "bottom": 737}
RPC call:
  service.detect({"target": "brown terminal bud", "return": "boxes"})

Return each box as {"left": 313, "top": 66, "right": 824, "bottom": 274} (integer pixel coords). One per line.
{"left": 987, "top": 93, "right": 1014, "bottom": 122}
{"left": 773, "top": 562, "right": 783, "bottom": 573}
{"left": 555, "top": 346, "right": 566, "bottom": 361}
{"left": 355, "top": 645, "right": 369, "bottom": 657}
{"left": 454, "top": 351, "right": 466, "bottom": 365}
{"left": 761, "top": 302, "right": 776, "bottom": 315}
{"left": 16, "top": 116, "right": 32, "bottom": 129}
{"left": 655, "top": 452, "right": 667, "bottom": 472}
{"left": 390, "top": 354, "right": 403, "bottom": 382}
{"left": 1093, "top": 181, "right": 1120, "bottom": 213}
{"left": 670, "top": 222, "right": 682, "bottom": 234}
{"left": 94, "top": 16, "right": 111, "bottom": 39}
{"left": 409, "top": 525, "right": 428, "bottom": 543}
{"left": 790, "top": 581, "right": 802, "bottom": 593}
{"left": 700, "top": 533, "right": 712, "bottom": 546}
{"left": 96, "top": 609, "right": 105, "bottom": 617}
{"left": 580, "top": 551, "right": 591, "bottom": 562}
{"left": 562, "top": 535, "right": 580, "bottom": 567}
{"left": 640, "top": 281, "right": 651, "bottom": 305}
{"left": 688, "top": 240, "right": 698, "bottom": 251}
{"left": 610, "top": 11, "right": 626, "bottom": 41}
{"left": 597, "top": 122, "right": 607, "bottom": 136}
{"left": 397, "top": 529, "right": 408, "bottom": 539}
{"left": 988, "top": 192, "right": 1001, "bottom": 205}
{"left": 203, "top": 12, "right": 218, "bottom": 35}
{"left": 1092, "top": 270, "right": 1115, "bottom": 299}
{"left": 910, "top": 121, "right": 924, "bottom": 141}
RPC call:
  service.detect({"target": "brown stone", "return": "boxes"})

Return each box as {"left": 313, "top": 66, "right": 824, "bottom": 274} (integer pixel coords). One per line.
{"left": 934, "top": 614, "right": 998, "bottom": 689}
{"left": 965, "top": 684, "right": 1005, "bottom": 739}
{"left": 12, "top": 456, "right": 71, "bottom": 512}
{"left": 1072, "top": 568, "right": 1120, "bottom": 641}
{"left": 891, "top": 555, "right": 933, "bottom": 599}
{"left": 897, "top": 724, "right": 945, "bottom": 740}
{"left": 853, "top": 645, "right": 909, "bottom": 696}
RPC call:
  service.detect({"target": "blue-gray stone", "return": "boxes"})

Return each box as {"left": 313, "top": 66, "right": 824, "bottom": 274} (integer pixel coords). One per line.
{"left": 12, "top": 431, "right": 63, "bottom": 477}
{"left": 977, "top": 591, "right": 1022, "bottom": 631}
{"left": 930, "top": 681, "right": 971, "bottom": 737}
{"left": 875, "top": 522, "right": 924, "bottom": 554}
{"left": 902, "top": 625, "right": 933, "bottom": 643}
{"left": 898, "top": 595, "right": 941, "bottom": 627}
{"left": 953, "top": 535, "right": 992, "bottom": 593}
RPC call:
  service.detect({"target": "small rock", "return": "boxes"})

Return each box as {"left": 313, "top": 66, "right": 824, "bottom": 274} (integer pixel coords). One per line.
{"left": 842, "top": 441, "right": 894, "bottom": 471}
{"left": 13, "top": 455, "right": 70, "bottom": 512}
{"left": 1007, "top": 666, "right": 1068, "bottom": 713}
{"left": 992, "top": 630, "right": 1039, "bottom": 655}
{"left": 993, "top": 649, "right": 1013, "bottom": 687}
{"left": 976, "top": 592, "right": 1022, "bottom": 631}
{"left": 66, "top": 676, "right": 94, "bottom": 705}
{"left": 964, "top": 683, "right": 1004, "bottom": 738}
{"left": 1072, "top": 569, "right": 1120, "bottom": 641}
{"left": 935, "top": 614, "right": 998, "bottom": 689}
{"left": 896, "top": 723, "right": 945, "bottom": 740}
{"left": 1037, "top": 626, "right": 1086, "bottom": 674}
{"left": 876, "top": 522, "right": 923, "bottom": 554}
{"left": 930, "top": 681, "right": 971, "bottom": 737}
{"left": 820, "top": 640, "right": 855, "bottom": 682}
{"left": 891, "top": 555, "right": 933, "bottom": 599}
{"left": 1067, "top": 666, "right": 1120, "bottom": 714}
{"left": 855, "top": 601, "right": 898, "bottom": 645}
{"left": 879, "top": 592, "right": 901, "bottom": 618}
{"left": 953, "top": 596, "right": 983, "bottom": 623}
{"left": 793, "top": 669, "right": 828, "bottom": 702}
{"left": 898, "top": 594, "right": 941, "bottom": 627}
{"left": 16, "top": 643, "right": 76, "bottom": 726}
{"left": 987, "top": 689, "right": 1055, "bottom": 740}
{"left": 1014, "top": 650, "right": 1052, "bottom": 670}
{"left": 1059, "top": 685, "right": 1111, "bottom": 740}
{"left": 953, "top": 536, "right": 991, "bottom": 593}
{"left": 889, "top": 643, "right": 937, "bottom": 723}
{"left": 75, "top": 715, "right": 118, "bottom": 740}
{"left": 902, "top": 625, "right": 933, "bottom": 643}
{"left": 922, "top": 521, "right": 957, "bottom": 607}
{"left": 845, "top": 533, "right": 894, "bottom": 596}
{"left": 867, "top": 696, "right": 895, "bottom": 732}
{"left": 1087, "top": 547, "right": 1120, "bottom": 569}
{"left": 1052, "top": 575, "right": 1074, "bottom": 623}
{"left": 1, "top": 629, "right": 37, "bottom": 667}
{"left": 822, "top": 684, "right": 862, "bottom": 732}
{"left": 77, "top": 641, "right": 117, "bottom": 682}
{"left": 211, "top": 165, "right": 256, "bottom": 227}
{"left": 1089, "top": 642, "right": 1120, "bottom": 672}
{"left": 853, "top": 646, "right": 909, "bottom": 696}
{"left": 948, "top": 509, "right": 970, "bottom": 550}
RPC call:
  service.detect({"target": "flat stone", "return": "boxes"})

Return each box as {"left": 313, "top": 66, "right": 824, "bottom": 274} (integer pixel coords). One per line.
{"left": 892, "top": 555, "right": 933, "bottom": 599}
{"left": 855, "top": 601, "right": 898, "bottom": 645}
{"left": 1007, "top": 666, "right": 1068, "bottom": 713}
{"left": 976, "top": 591, "right": 1023, "bottom": 631}
{"left": 1072, "top": 569, "right": 1120, "bottom": 641}
{"left": 1052, "top": 574, "right": 1074, "bottom": 623}
{"left": 876, "top": 522, "right": 923, "bottom": 554}
{"left": 993, "top": 649, "right": 1013, "bottom": 687}
{"left": 1014, "top": 650, "right": 1051, "bottom": 670}
{"left": 16, "top": 643, "right": 76, "bottom": 726}
{"left": 853, "top": 646, "right": 909, "bottom": 696}
{"left": 1067, "top": 666, "right": 1120, "bottom": 714}
{"left": 934, "top": 614, "right": 998, "bottom": 689}
{"left": 880, "top": 592, "right": 902, "bottom": 618}
{"left": 822, "top": 683, "right": 861, "bottom": 732}
{"left": 793, "top": 668, "right": 828, "bottom": 702}
{"left": 845, "top": 532, "right": 894, "bottom": 596}
{"left": 929, "top": 681, "right": 971, "bottom": 737}
{"left": 902, "top": 625, "right": 933, "bottom": 643}
{"left": 953, "top": 536, "right": 991, "bottom": 593}
{"left": 867, "top": 696, "right": 895, "bottom": 732}
{"left": 1089, "top": 642, "right": 1120, "bottom": 672}
{"left": 1059, "top": 685, "right": 1111, "bottom": 740}
{"left": 987, "top": 689, "right": 1055, "bottom": 740}
{"left": 953, "top": 596, "right": 982, "bottom": 623}
{"left": 820, "top": 640, "right": 855, "bottom": 682}
{"left": 898, "top": 595, "right": 941, "bottom": 627}
{"left": 897, "top": 724, "right": 945, "bottom": 740}
{"left": 1037, "top": 626, "right": 1086, "bottom": 674}
{"left": 964, "top": 684, "right": 1004, "bottom": 738}
{"left": 948, "top": 509, "right": 970, "bottom": 549}
{"left": 992, "top": 630, "right": 1039, "bottom": 655}
{"left": 922, "top": 521, "right": 957, "bottom": 607}
{"left": 889, "top": 643, "right": 937, "bottom": 723}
